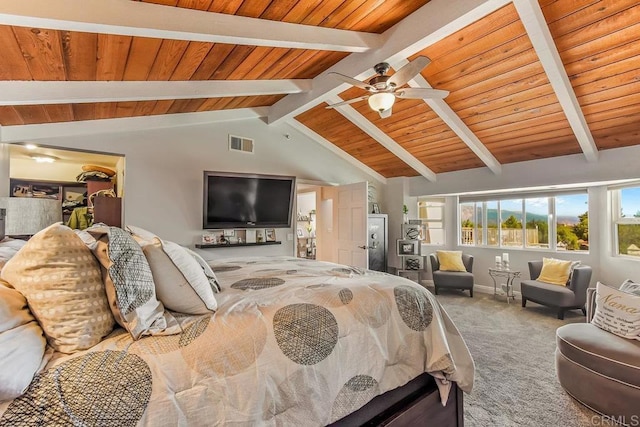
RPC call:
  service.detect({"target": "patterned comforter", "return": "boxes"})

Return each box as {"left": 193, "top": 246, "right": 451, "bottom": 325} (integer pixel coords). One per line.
{"left": 0, "top": 256, "right": 474, "bottom": 426}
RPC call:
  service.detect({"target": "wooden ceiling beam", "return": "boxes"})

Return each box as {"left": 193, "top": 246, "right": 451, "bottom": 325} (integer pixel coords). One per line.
{"left": 391, "top": 58, "right": 502, "bottom": 175}
{"left": 513, "top": 0, "right": 599, "bottom": 162}
{"left": 0, "top": 80, "right": 312, "bottom": 105}
{"left": 0, "top": 0, "right": 380, "bottom": 53}
{"left": 326, "top": 95, "right": 437, "bottom": 182}
{"left": 286, "top": 119, "right": 387, "bottom": 185}
{"left": 0, "top": 107, "right": 268, "bottom": 142}
{"left": 268, "top": 0, "right": 512, "bottom": 125}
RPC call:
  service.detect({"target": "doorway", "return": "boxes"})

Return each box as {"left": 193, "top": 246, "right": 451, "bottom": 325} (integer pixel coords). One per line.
{"left": 6, "top": 143, "right": 125, "bottom": 229}
{"left": 296, "top": 190, "right": 317, "bottom": 260}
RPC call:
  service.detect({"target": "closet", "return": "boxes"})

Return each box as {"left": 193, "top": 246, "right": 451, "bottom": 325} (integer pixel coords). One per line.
{"left": 7, "top": 144, "right": 124, "bottom": 230}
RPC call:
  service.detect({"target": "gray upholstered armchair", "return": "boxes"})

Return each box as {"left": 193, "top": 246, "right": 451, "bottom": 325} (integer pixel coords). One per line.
{"left": 520, "top": 261, "right": 592, "bottom": 319}
{"left": 429, "top": 253, "right": 474, "bottom": 297}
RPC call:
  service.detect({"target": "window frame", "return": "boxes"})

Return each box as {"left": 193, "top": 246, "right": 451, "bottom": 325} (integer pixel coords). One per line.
{"left": 458, "top": 192, "right": 588, "bottom": 253}
{"left": 417, "top": 198, "right": 445, "bottom": 246}
{"left": 611, "top": 185, "right": 640, "bottom": 260}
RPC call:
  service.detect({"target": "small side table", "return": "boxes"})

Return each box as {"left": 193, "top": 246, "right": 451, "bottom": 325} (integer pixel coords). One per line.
{"left": 488, "top": 268, "right": 521, "bottom": 303}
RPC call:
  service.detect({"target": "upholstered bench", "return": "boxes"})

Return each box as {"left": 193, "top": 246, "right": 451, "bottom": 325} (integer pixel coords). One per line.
{"left": 555, "top": 289, "right": 640, "bottom": 423}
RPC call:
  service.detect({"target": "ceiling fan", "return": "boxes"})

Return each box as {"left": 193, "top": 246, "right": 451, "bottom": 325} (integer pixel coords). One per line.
{"left": 325, "top": 56, "right": 448, "bottom": 118}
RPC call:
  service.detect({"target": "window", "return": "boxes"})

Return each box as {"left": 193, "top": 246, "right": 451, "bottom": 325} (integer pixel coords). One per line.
{"left": 555, "top": 194, "right": 589, "bottom": 251}
{"left": 418, "top": 198, "right": 445, "bottom": 245}
{"left": 459, "top": 192, "right": 588, "bottom": 252}
{"left": 613, "top": 186, "right": 640, "bottom": 258}
{"left": 500, "top": 199, "right": 523, "bottom": 247}
{"left": 525, "top": 198, "right": 549, "bottom": 249}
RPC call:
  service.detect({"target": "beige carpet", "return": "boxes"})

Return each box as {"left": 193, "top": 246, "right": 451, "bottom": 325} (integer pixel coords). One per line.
{"left": 433, "top": 290, "right": 597, "bottom": 427}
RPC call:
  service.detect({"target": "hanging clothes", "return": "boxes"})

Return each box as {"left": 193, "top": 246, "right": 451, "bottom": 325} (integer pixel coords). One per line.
{"left": 66, "top": 207, "right": 93, "bottom": 230}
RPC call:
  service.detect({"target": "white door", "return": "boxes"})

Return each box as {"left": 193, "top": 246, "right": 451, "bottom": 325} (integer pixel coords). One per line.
{"left": 335, "top": 182, "right": 368, "bottom": 268}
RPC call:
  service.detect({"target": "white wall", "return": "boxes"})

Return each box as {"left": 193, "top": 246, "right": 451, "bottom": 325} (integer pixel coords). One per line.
{"left": 2, "top": 118, "right": 383, "bottom": 260}
{"left": 405, "top": 145, "right": 640, "bottom": 290}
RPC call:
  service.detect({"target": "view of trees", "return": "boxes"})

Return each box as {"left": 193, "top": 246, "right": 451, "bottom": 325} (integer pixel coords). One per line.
{"left": 526, "top": 219, "right": 549, "bottom": 245}
{"left": 461, "top": 209, "right": 588, "bottom": 251}
{"left": 557, "top": 211, "right": 588, "bottom": 250}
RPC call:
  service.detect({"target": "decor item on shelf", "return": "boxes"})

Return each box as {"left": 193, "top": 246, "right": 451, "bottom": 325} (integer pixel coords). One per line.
{"left": 371, "top": 203, "right": 380, "bottom": 214}
{"left": 297, "top": 228, "right": 303, "bottom": 238}
{"left": 265, "top": 229, "right": 276, "bottom": 242}
{"left": 403, "top": 204, "right": 409, "bottom": 224}
{"left": 495, "top": 255, "right": 502, "bottom": 269}
{"left": 0, "top": 197, "right": 62, "bottom": 238}
{"left": 403, "top": 223, "right": 422, "bottom": 240}
{"left": 202, "top": 233, "right": 216, "bottom": 244}
{"left": 256, "top": 230, "right": 264, "bottom": 242}
{"left": 502, "top": 253, "right": 510, "bottom": 269}
{"left": 397, "top": 240, "right": 420, "bottom": 256}
{"left": 404, "top": 257, "right": 422, "bottom": 270}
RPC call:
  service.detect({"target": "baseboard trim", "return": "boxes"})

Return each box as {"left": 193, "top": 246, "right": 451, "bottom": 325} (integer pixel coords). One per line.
{"left": 420, "top": 280, "right": 522, "bottom": 300}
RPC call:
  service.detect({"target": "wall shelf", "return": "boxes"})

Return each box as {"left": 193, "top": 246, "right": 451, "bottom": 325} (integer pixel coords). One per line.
{"left": 195, "top": 241, "right": 281, "bottom": 249}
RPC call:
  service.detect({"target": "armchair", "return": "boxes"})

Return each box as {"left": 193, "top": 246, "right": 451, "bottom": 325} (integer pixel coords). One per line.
{"left": 429, "top": 253, "right": 474, "bottom": 297}
{"left": 520, "top": 261, "right": 592, "bottom": 319}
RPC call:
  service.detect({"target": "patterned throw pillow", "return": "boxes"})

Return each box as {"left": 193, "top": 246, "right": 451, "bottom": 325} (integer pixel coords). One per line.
{"left": 0, "top": 224, "right": 114, "bottom": 353}
{"left": 0, "top": 280, "right": 48, "bottom": 400}
{"left": 86, "top": 226, "right": 180, "bottom": 340}
{"left": 591, "top": 281, "right": 640, "bottom": 340}
{"left": 436, "top": 250, "right": 467, "bottom": 272}
{"left": 537, "top": 257, "right": 572, "bottom": 286}
{"left": 620, "top": 279, "right": 640, "bottom": 296}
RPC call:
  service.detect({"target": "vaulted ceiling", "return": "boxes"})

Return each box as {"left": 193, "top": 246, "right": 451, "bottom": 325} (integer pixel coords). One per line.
{"left": 0, "top": 0, "right": 638, "bottom": 184}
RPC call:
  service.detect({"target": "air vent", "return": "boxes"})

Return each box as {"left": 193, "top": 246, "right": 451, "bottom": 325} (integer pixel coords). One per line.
{"left": 229, "top": 135, "right": 254, "bottom": 153}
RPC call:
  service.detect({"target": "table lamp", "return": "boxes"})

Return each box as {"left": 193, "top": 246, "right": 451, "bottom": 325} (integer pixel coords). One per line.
{"left": 0, "top": 197, "right": 62, "bottom": 239}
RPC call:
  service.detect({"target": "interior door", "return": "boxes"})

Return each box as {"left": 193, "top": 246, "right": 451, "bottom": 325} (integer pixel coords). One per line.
{"left": 334, "top": 182, "right": 368, "bottom": 268}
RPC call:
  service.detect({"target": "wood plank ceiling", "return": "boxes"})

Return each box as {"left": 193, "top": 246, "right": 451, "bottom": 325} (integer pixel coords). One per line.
{"left": 0, "top": 0, "right": 639, "bottom": 180}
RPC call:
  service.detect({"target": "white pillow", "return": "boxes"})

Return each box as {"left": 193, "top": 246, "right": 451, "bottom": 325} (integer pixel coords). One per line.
{"left": 0, "top": 280, "right": 48, "bottom": 400}
{"left": 591, "top": 282, "right": 640, "bottom": 340}
{"left": 143, "top": 242, "right": 216, "bottom": 314}
{"left": 126, "top": 226, "right": 218, "bottom": 312}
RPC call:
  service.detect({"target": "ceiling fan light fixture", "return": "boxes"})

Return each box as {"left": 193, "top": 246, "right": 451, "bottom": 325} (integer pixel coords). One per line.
{"left": 368, "top": 92, "right": 395, "bottom": 112}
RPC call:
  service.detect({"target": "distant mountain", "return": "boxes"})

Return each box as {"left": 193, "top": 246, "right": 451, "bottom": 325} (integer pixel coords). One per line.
{"left": 460, "top": 206, "right": 575, "bottom": 224}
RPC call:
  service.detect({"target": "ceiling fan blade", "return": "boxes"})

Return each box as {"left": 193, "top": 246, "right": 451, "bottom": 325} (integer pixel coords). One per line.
{"left": 395, "top": 88, "right": 449, "bottom": 99}
{"left": 325, "top": 95, "right": 369, "bottom": 109}
{"left": 378, "top": 107, "right": 392, "bottom": 119}
{"left": 328, "top": 72, "right": 374, "bottom": 91}
{"left": 388, "top": 56, "right": 431, "bottom": 88}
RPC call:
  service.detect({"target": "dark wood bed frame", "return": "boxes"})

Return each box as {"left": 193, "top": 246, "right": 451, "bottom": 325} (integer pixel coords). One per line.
{"left": 330, "top": 374, "right": 463, "bottom": 426}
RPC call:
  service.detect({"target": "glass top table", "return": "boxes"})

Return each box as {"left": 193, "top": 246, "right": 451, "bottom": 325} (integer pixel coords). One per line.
{"left": 488, "top": 268, "right": 521, "bottom": 303}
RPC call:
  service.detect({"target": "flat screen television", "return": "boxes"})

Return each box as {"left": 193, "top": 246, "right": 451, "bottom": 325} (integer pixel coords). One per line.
{"left": 203, "top": 171, "right": 296, "bottom": 229}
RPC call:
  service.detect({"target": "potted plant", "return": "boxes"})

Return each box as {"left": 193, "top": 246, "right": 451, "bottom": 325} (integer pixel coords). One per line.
{"left": 403, "top": 204, "right": 409, "bottom": 223}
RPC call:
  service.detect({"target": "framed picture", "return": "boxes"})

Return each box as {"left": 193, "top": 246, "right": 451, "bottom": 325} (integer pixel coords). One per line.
{"left": 297, "top": 228, "right": 304, "bottom": 238}
{"left": 397, "top": 239, "right": 420, "bottom": 256}
{"left": 202, "top": 233, "right": 217, "bottom": 244}
{"left": 371, "top": 203, "right": 380, "bottom": 214}
{"left": 256, "top": 229, "right": 265, "bottom": 242}
{"left": 265, "top": 228, "right": 276, "bottom": 242}
{"left": 403, "top": 257, "right": 424, "bottom": 270}
{"left": 223, "top": 229, "right": 235, "bottom": 237}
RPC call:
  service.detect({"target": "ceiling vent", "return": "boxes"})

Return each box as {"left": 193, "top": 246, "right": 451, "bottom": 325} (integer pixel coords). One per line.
{"left": 229, "top": 135, "right": 254, "bottom": 153}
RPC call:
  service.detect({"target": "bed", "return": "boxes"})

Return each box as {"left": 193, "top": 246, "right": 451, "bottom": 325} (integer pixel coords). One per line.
{"left": 0, "top": 231, "right": 473, "bottom": 426}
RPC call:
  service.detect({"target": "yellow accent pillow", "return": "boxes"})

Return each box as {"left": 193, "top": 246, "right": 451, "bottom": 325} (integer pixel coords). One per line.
{"left": 437, "top": 250, "right": 467, "bottom": 272}
{"left": 537, "top": 257, "right": 572, "bottom": 286}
